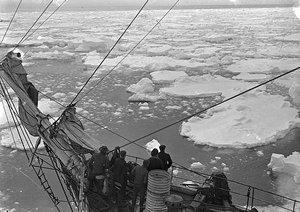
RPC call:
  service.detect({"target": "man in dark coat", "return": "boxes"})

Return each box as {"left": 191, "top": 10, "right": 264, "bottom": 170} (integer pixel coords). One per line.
{"left": 158, "top": 145, "right": 173, "bottom": 171}
{"left": 111, "top": 150, "right": 128, "bottom": 206}
{"left": 147, "top": 148, "right": 163, "bottom": 171}
{"left": 131, "top": 160, "right": 149, "bottom": 212}
{"left": 88, "top": 146, "right": 109, "bottom": 192}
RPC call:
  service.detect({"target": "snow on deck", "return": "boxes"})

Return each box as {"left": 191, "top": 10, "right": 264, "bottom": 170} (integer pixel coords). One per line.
{"left": 180, "top": 91, "right": 300, "bottom": 148}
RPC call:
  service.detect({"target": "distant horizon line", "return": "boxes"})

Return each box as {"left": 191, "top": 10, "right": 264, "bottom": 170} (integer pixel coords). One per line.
{"left": 0, "top": 3, "right": 295, "bottom": 13}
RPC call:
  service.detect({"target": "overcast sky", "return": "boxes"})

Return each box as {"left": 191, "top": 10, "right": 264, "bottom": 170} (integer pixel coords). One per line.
{"left": 0, "top": 0, "right": 297, "bottom": 11}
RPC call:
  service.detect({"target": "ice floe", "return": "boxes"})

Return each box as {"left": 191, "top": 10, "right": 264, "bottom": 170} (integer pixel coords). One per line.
{"left": 0, "top": 100, "right": 18, "bottom": 130}
{"left": 127, "top": 78, "right": 154, "bottom": 94}
{"left": 160, "top": 74, "right": 259, "bottom": 99}
{"left": 26, "top": 50, "right": 75, "bottom": 61}
{"left": 145, "top": 139, "right": 160, "bottom": 152}
{"left": 232, "top": 73, "right": 269, "bottom": 82}
{"left": 180, "top": 91, "right": 300, "bottom": 148}
{"left": 127, "top": 78, "right": 163, "bottom": 102}
{"left": 190, "top": 162, "right": 206, "bottom": 170}
{"left": 0, "top": 98, "right": 60, "bottom": 150}
{"left": 150, "top": 71, "right": 188, "bottom": 83}
{"left": 117, "top": 55, "right": 210, "bottom": 71}
{"left": 0, "top": 127, "right": 44, "bottom": 150}
{"left": 191, "top": 47, "right": 221, "bottom": 59}
{"left": 203, "top": 34, "right": 235, "bottom": 43}
{"left": 75, "top": 40, "right": 109, "bottom": 53}
{"left": 227, "top": 58, "right": 300, "bottom": 74}
{"left": 147, "top": 45, "right": 172, "bottom": 57}
{"left": 258, "top": 152, "right": 300, "bottom": 211}
{"left": 257, "top": 44, "right": 300, "bottom": 57}
{"left": 38, "top": 98, "right": 62, "bottom": 115}
{"left": 275, "top": 33, "right": 300, "bottom": 42}
{"left": 289, "top": 81, "right": 300, "bottom": 106}
{"left": 256, "top": 151, "right": 264, "bottom": 157}
{"left": 268, "top": 152, "right": 300, "bottom": 184}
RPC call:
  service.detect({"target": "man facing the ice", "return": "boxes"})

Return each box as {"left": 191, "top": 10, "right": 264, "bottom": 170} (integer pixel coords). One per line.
{"left": 147, "top": 148, "right": 163, "bottom": 171}
{"left": 88, "top": 146, "right": 110, "bottom": 192}
{"left": 158, "top": 144, "right": 173, "bottom": 171}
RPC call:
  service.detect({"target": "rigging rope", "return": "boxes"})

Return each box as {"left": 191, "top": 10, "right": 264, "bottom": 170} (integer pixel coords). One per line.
{"left": 38, "top": 90, "right": 146, "bottom": 150}
{"left": 0, "top": 79, "right": 35, "bottom": 152}
{"left": 22, "top": 0, "right": 68, "bottom": 53}
{"left": 74, "top": 0, "right": 180, "bottom": 104}
{"left": 118, "top": 66, "right": 300, "bottom": 149}
{"left": 1, "top": 100, "right": 19, "bottom": 148}
{"left": 0, "top": 0, "right": 23, "bottom": 46}
{"left": 13, "top": 0, "right": 54, "bottom": 51}
{"left": 1, "top": 0, "right": 300, "bottom": 207}
{"left": 69, "top": 0, "right": 150, "bottom": 105}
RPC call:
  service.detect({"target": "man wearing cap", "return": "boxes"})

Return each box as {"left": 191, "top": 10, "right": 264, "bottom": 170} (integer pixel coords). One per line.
{"left": 158, "top": 145, "right": 173, "bottom": 171}
{"left": 88, "top": 146, "right": 109, "bottom": 192}
{"left": 147, "top": 148, "right": 163, "bottom": 171}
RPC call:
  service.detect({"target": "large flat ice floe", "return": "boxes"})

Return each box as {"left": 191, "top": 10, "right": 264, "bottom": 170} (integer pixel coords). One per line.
{"left": 180, "top": 91, "right": 300, "bottom": 148}
{"left": 160, "top": 74, "right": 259, "bottom": 99}
{"left": 226, "top": 58, "right": 300, "bottom": 74}
{"left": 112, "top": 55, "right": 210, "bottom": 72}
{"left": 257, "top": 44, "right": 300, "bottom": 57}
{"left": 150, "top": 71, "right": 188, "bottom": 83}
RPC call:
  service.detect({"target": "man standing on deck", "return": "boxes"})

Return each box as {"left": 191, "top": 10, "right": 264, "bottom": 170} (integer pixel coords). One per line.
{"left": 131, "top": 160, "right": 149, "bottom": 212}
{"left": 147, "top": 148, "right": 163, "bottom": 171}
{"left": 158, "top": 145, "right": 173, "bottom": 171}
{"left": 111, "top": 150, "right": 128, "bottom": 207}
{"left": 88, "top": 146, "right": 109, "bottom": 193}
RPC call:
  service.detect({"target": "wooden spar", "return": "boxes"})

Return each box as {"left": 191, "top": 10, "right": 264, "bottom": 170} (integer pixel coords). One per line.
{"left": 0, "top": 58, "right": 84, "bottom": 180}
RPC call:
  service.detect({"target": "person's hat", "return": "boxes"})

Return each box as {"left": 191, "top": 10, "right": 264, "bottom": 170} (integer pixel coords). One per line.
{"left": 99, "top": 145, "right": 108, "bottom": 153}
{"left": 120, "top": 150, "right": 126, "bottom": 158}
{"left": 151, "top": 148, "right": 159, "bottom": 156}
{"left": 159, "top": 145, "right": 166, "bottom": 151}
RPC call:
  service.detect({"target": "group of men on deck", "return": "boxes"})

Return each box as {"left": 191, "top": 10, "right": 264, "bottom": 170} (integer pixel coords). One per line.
{"left": 87, "top": 144, "right": 173, "bottom": 212}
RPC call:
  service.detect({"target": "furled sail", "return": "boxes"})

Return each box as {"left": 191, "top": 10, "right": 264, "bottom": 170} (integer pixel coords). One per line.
{"left": 1, "top": 53, "right": 100, "bottom": 154}
{"left": 6, "top": 52, "right": 39, "bottom": 136}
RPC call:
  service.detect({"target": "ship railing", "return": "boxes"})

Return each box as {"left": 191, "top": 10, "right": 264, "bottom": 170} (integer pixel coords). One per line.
{"left": 126, "top": 154, "right": 300, "bottom": 212}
